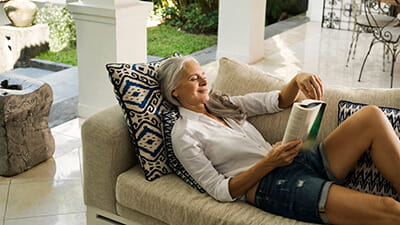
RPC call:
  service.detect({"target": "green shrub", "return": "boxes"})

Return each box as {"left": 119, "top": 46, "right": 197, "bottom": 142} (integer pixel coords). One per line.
{"left": 153, "top": 0, "right": 218, "bottom": 12}
{"left": 34, "top": 3, "right": 76, "bottom": 52}
{"left": 154, "top": 0, "right": 218, "bottom": 34}
{"left": 162, "top": 3, "right": 218, "bottom": 33}
{"left": 266, "top": 0, "right": 308, "bottom": 25}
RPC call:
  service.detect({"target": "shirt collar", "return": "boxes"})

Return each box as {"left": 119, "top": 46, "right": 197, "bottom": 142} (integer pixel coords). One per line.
{"left": 178, "top": 106, "right": 207, "bottom": 121}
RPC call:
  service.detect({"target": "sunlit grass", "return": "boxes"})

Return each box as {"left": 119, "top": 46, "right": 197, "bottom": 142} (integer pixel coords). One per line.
{"left": 34, "top": 24, "right": 217, "bottom": 65}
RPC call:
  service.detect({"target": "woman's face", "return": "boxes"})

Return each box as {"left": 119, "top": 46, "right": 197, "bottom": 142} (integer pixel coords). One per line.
{"left": 172, "top": 60, "right": 209, "bottom": 110}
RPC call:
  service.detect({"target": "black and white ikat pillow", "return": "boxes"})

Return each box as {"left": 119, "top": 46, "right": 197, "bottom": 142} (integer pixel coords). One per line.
{"left": 105, "top": 54, "right": 180, "bottom": 181}
{"left": 338, "top": 100, "right": 400, "bottom": 200}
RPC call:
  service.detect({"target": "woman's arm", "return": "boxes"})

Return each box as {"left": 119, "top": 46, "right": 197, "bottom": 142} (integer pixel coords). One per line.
{"left": 278, "top": 72, "right": 324, "bottom": 108}
{"left": 228, "top": 140, "right": 302, "bottom": 199}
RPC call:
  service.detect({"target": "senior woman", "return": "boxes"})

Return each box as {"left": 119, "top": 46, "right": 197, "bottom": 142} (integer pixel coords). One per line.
{"left": 156, "top": 55, "right": 400, "bottom": 224}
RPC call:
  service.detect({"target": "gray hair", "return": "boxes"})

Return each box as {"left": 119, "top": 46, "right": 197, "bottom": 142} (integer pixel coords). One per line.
{"left": 157, "top": 56, "right": 247, "bottom": 124}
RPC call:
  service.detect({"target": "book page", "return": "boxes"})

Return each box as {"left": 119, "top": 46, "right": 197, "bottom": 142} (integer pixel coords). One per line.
{"left": 282, "top": 100, "right": 325, "bottom": 152}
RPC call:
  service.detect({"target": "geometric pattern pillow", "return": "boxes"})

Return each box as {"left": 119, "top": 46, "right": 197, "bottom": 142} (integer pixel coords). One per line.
{"left": 338, "top": 100, "right": 400, "bottom": 201}
{"left": 105, "top": 53, "right": 180, "bottom": 181}
{"left": 162, "top": 109, "right": 206, "bottom": 193}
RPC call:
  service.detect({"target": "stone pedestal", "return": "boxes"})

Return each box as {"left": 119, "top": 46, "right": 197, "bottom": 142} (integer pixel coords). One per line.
{"left": 0, "top": 24, "right": 49, "bottom": 73}
{"left": 0, "top": 74, "right": 55, "bottom": 176}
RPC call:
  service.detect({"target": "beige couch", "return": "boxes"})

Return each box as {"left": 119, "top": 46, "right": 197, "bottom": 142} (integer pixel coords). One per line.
{"left": 81, "top": 57, "right": 400, "bottom": 225}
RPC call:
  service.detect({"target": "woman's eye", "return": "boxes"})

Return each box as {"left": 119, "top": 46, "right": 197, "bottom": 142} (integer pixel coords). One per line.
{"left": 189, "top": 75, "right": 206, "bottom": 81}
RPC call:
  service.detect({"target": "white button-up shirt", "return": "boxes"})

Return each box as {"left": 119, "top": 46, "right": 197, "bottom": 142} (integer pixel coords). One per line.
{"left": 171, "top": 91, "right": 282, "bottom": 202}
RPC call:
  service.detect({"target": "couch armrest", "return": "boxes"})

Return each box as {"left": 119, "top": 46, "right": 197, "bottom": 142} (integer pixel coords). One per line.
{"left": 81, "top": 105, "right": 137, "bottom": 214}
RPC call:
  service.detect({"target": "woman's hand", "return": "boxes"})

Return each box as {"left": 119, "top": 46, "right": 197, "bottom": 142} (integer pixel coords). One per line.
{"left": 278, "top": 72, "right": 324, "bottom": 109}
{"left": 263, "top": 140, "right": 302, "bottom": 168}
{"left": 228, "top": 140, "right": 302, "bottom": 199}
{"left": 295, "top": 72, "right": 324, "bottom": 100}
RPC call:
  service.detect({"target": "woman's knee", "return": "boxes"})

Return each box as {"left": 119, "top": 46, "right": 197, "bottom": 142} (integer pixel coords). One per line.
{"left": 380, "top": 196, "right": 400, "bottom": 212}
{"left": 379, "top": 196, "right": 400, "bottom": 223}
{"left": 358, "top": 105, "right": 387, "bottom": 126}
{"left": 360, "top": 105, "right": 382, "bottom": 117}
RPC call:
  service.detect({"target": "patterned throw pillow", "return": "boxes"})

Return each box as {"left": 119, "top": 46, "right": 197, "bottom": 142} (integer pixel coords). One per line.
{"left": 338, "top": 100, "right": 400, "bottom": 200}
{"left": 106, "top": 54, "right": 180, "bottom": 181}
{"left": 162, "top": 109, "right": 206, "bottom": 193}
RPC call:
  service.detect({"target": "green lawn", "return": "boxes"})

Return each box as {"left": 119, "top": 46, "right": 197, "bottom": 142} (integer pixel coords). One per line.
{"left": 147, "top": 24, "right": 217, "bottom": 57}
{"left": 35, "top": 47, "right": 78, "bottom": 66}
{"left": 34, "top": 24, "right": 217, "bottom": 65}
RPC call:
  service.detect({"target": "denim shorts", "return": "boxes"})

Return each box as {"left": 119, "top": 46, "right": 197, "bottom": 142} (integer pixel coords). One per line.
{"left": 254, "top": 143, "right": 340, "bottom": 224}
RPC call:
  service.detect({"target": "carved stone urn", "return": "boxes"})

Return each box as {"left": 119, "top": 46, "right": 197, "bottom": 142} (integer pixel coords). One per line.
{"left": 3, "top": 0, "right": 37, "bottom": 27}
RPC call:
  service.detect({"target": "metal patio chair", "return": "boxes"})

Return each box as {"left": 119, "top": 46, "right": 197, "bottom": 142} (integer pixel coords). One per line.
{"left": 358, "top": 0, "right": 400, "bottom": 87}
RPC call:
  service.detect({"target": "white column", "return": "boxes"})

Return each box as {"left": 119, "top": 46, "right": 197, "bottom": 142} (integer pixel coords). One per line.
{"left": 68, "top": 0, "right": 152, "bottom": 118}
{"left": 216, "top": 0, "right": 266, "bottom": 64}
{"left": 307, "top": 0, "right": 324, "bottom": 22}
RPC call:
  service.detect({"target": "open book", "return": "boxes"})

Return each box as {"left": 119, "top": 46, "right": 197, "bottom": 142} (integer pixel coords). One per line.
{"left": 282, "top": 99, "right": 326, "bottom": 153}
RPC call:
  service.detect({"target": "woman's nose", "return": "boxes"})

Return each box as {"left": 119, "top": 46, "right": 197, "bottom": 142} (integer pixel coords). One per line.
{"left": 200, "top": 77, "right": 207, "bottom": 85}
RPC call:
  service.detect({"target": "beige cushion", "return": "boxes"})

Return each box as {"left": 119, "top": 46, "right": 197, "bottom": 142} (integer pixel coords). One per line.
{"left": 116, "top": 166, "right": 312, "bottom": 225}
{"left": 213, "top": 57, "right": 400, "bottom": 144}
{"left": 213, "top": 57, "right": 289, "bottom": 143}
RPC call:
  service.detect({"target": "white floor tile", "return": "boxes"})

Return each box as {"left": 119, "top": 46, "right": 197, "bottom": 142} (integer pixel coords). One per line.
{"left": 11, "top": 150, "right": 82, "bottom": 184}
{"left": 52, "top": 133, "right": 82, "bottom": 158}
{"left": 0, "top": 178, "right": 10, "bottom": 186}
{"left": 6, "top": 180, "right": 85, "bottom": 219}
{"left": 51, "top": 118, "right": 82, "bottom": 140}
{"left": 4, "top": 213, "right": 86, "bottom": 225}
{"left": 254, "top": 22, "right": 400, "bottom": 89}
{"left": 0, "top": 184, "right": 9, "bottom": 220}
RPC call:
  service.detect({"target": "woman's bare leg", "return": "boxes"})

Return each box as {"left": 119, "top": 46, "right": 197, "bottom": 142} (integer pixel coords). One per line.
{"left": 326, "top": 185, "right": 400, "bottom": 225}
{"left": 323, "top": 105, "right": 400, "bottom": 192}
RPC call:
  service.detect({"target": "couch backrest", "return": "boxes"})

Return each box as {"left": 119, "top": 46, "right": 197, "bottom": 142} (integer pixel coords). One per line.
{"left": 213, "top": 57, "right": 400, "bottom": 144}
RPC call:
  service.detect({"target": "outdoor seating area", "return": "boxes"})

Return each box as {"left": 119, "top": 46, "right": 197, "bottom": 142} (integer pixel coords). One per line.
{"left": 0, "top": 0, "right": 399, "bottom": 224}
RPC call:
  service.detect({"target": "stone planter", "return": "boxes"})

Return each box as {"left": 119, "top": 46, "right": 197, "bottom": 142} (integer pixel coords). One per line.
{"left": 3, "top": 0, "right": 37, "bottom": 27}
{"left": 0, "top": 75, "right": 55, "bottom": 176}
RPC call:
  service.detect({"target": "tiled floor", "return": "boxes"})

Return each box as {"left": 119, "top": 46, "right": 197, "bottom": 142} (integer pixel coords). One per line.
{"left": 0, "top": 119, "right": 85, "bottom": 225}
{"left": 206, "top": 22, "right": 399, "bottom": 88}
{"left": 254, "top": 22, "right": 399, "bottom": 88}
{"left": 0, "top": 21, "right": 399, "bottom": 225}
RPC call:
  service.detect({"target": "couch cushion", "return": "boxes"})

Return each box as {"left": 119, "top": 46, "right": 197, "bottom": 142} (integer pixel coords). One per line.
{"left": 213, "top": 57, "right": 289, "bottom": 144}
{"left": 116, "top": 166, "right": 312, "bottom": 225}
{"left": 213, "top": 57, "right": 400, "bottom": 144}
{"left": 106, "top": 54, "right": 180, "bottom": 181}
{"left": 338, "top": 100, "right": 400, "bottom": 200}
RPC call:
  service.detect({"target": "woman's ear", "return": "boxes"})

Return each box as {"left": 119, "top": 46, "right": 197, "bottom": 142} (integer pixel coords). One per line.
{"left": 172, "top": 89, "right": 178, "bottom": 98}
